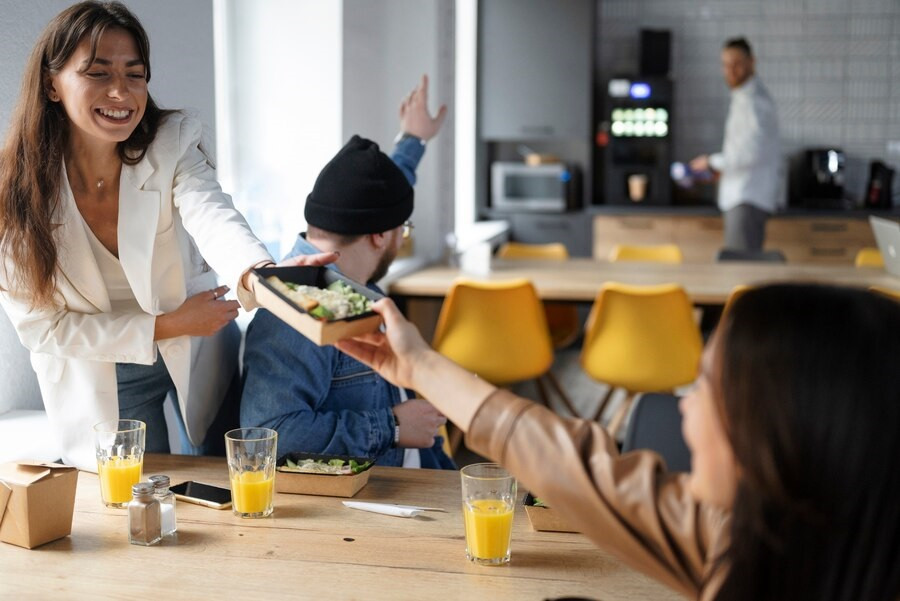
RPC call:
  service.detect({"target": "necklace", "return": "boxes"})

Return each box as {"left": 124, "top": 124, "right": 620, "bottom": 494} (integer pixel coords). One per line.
{"left": 96, "top": 178, "right": 105, "bottom": 189}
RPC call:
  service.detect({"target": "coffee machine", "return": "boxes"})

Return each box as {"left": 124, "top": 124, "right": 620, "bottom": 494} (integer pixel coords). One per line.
{"left": 789, "top": 148, "right": 847, "bottom": 209}
{"left": 603, "top": 76, "right": 673, "bottom": 205}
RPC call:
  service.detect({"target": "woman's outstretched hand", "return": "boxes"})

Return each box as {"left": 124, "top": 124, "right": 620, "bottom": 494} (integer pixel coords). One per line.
{"left": 335, "top": 298, "right": 430, "bottom": 391}
{"left": 276, "top": 251, "right": 340, "bottom": 269}
{"left": 241, "top": 252, "right": 341, "bottom": 293}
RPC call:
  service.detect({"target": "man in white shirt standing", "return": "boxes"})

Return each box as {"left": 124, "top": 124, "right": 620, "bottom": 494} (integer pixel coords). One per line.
{"left": 691, "top": 38, "right": 781, "bottom": 252}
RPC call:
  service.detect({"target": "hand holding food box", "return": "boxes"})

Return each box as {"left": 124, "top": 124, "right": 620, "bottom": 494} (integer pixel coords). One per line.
{"left": 250, "top": 266, "right": 384, "bottom": 346}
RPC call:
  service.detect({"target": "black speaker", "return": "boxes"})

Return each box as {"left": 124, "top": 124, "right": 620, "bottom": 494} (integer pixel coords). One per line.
{"left": 640, "top": 29, "right": 671, "bottom": 77}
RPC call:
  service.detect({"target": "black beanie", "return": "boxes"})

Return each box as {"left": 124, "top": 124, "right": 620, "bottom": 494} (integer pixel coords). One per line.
{"left": 304, "top": 135, "right": 414, "bottom": 235}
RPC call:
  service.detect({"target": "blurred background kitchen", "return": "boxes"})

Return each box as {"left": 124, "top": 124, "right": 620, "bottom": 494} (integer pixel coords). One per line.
{"left": 2, "top": 0, "right": 898, "bottom": 264}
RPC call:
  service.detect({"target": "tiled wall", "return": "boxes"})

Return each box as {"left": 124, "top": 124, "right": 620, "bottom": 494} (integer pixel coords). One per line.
{"left": 597, "top": 0, "right": 900, "bottom": 204}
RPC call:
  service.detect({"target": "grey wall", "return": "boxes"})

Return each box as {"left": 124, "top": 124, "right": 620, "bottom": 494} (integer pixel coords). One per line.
{"left": 0, "top": 0, "right": 216, "bottom": 146}
{"left": 343, "top": 0, "right": 456, "bottom": 262}
{"left": 598, "top": 0, "right": 900, "bottom": 204}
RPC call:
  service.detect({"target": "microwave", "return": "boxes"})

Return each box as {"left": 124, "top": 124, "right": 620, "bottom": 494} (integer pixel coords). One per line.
{"left": 491, "top": 162, "right": 579, "bottom": 212}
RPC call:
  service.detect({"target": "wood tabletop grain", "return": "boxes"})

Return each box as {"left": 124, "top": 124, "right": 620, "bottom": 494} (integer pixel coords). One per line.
{"left": 0, "top": 454, "right": 683, "bottom": 601}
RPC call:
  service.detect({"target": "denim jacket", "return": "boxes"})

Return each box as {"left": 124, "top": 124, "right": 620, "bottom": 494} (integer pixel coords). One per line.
{"left": 240, "top": 139, "right": 453, "bottom": 469}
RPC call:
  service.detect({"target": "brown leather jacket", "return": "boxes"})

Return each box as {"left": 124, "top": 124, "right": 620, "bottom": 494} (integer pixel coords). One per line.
{"left": 466, "top": 389, "right": 731, "bottom": 601}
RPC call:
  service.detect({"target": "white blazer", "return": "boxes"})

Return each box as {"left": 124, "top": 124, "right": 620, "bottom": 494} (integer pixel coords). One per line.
{"left": 0, "top": 113, "right": 271, "bottom": 471}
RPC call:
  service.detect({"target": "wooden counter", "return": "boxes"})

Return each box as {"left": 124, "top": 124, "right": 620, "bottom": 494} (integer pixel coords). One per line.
{"left": 389, "top": 258, "right": 898, "bottom": 305}
{"left": 592, "top": 214, "right": 893, "bottom": 264}
{"left": 0, "top": 454, "right": 681, "bottom": 601}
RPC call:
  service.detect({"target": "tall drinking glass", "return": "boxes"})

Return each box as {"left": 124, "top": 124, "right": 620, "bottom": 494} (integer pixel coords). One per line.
{"left": 93, "top": 419, "right": 145, "bottom": 508}
{"left": 460, "top": 463, "right": 517, "bottom": 565}
{"left": 225, "top": 428, "right": 277, "bottom": 518}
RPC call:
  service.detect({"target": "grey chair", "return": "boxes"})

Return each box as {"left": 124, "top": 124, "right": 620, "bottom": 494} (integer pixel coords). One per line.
{"left": 0, "top": 306, "right": 61, "bottom": 462}
{"left": 716, "top": 248, "right": 786, "bottom": 262}
{"left": 621, "top": 393, "right": 691, "bottom": 472}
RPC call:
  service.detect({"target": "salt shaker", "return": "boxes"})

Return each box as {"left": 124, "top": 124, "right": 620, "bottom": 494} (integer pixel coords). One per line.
{"left": 149, "top": 474, "right": 177, "bottom": 537}
{"left": 128, "top": 482, "right": 161, "bottom": 546}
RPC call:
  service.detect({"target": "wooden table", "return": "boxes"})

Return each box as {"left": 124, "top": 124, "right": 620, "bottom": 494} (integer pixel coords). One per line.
{"left": 1, "top": 455, "right": 681, "bottom": 601}
{"left": 389, "top": 259, "right": 899, "bottom": 305}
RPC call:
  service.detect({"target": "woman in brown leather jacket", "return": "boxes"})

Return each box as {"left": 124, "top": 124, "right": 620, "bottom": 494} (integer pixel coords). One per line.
{"left": 338, "top": 284, "right": 900, "bottom": 601}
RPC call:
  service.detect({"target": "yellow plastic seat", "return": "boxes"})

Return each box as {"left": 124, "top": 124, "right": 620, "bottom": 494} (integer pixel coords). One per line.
{"left": 438, "top": 424, "right": 452, "bottom": 458}
{"left": 434, "top": 278, "right": 553, "bottom": 384}
{"left": 580, "top": 282, "right": 703, "bottom": 436}
{"left": 432, "top": 278, "right": 578, "bottom": 452}
{"left": 870, "top": 286, "right": 900, "bottom": 302}
{"left": 609, "top": 244, "right": 683, "bottom": 264}
{"left": 497, "top": 241, "right": 569, "bottom": 260}
{"left": 497, "top": 242, "right": 579, "bottom": 348}
{"left": 855, "top": 247, "right": 884, "bottom": 268}
{"left": 722, "top": 284, "right": 752, "bottom": 318}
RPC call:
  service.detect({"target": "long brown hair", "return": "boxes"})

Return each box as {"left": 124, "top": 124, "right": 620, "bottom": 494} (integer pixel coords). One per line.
{"left": 0, "top": 1, "right": 170, "bottom": 309}
{"left": 712, "top": 284, "right": 900, "bottom": 600}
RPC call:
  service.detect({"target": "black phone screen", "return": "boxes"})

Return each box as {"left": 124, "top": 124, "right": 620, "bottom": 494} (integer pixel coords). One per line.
{"left": 170, "top": 481, "right": 232, "bottom": 505}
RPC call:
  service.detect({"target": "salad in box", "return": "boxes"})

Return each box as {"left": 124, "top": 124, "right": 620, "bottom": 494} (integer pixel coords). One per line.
{"left": 275, "top": 452, "right": 375, "bottom": 498}
{"left": 523, "top": 492, "right": 581, "bottom": 533}
{"left": 250, "top": 266, "right": 384, "bottom": 346}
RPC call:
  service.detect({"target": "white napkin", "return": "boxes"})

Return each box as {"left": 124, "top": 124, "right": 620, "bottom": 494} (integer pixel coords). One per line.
{"left": 342, "top": 501, "right": 424, "bottom": 518}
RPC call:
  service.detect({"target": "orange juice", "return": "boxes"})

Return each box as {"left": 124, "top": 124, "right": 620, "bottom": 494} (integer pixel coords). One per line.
{"left": 231, "top": 471, "right": 274, "bottom": 515}
{"left": 98, "top": 456, "right": 142, "bottom": 506}
{"left": 463, "top": 498, "right": 514, "bottom": 561}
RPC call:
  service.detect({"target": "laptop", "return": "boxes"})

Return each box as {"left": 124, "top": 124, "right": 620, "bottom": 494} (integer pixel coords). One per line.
{"left": 869, "top": 216, "right": 900, "bottom": 277}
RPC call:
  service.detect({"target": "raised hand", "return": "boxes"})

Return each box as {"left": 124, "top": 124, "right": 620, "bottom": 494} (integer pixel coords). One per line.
{"left": 398, "top": 74, "right": 448, "bottom": 142}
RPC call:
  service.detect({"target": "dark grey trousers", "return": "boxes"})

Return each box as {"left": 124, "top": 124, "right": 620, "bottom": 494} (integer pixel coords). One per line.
{"left": 723, "top": 204, "right": 770, "bottom": 252}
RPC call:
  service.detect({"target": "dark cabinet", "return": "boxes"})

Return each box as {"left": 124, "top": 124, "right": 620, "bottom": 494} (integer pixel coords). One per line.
{"left": 478, "top": 0, "right": 593, "bottom": 140}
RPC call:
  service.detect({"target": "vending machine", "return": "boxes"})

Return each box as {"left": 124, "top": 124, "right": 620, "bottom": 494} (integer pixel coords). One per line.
{"left": 602, "top": 76, "right": 673, "bottom": 205}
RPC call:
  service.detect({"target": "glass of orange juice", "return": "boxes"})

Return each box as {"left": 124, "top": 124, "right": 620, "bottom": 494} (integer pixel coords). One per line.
{"left": 93, "top": 419, "right": 146, "bottom": 508}
{"left": 461, "top": 463, "right": 516, "bottom": 565}
{"left": 225, "top": 428, "right": 277, "bottom": 518}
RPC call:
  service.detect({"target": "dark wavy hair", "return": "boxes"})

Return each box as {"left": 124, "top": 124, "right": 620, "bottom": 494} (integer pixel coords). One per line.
{"left": 712, "top": 284, "right": 900, "bottom": 601}
{"left": 0, "top": 1, "right": 171, "bottom": 308}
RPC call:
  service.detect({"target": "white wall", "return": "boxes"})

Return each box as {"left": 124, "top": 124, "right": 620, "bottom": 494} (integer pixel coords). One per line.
{"left": 342, "top": 0, "right": 456, "bottom": 262}
{"left": 0, "top": 0, "right": 216, "bottom": 145}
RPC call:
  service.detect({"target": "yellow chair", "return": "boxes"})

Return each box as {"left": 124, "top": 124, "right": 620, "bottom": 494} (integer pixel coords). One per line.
{"left": 432, "top": 278, "right": 578, "bottom": 429}
{"left": 580, "top": 283, "right": 703, "bottom": 436}
{"left": 721, "top": 284, "right": 752, "bottom": 318}
{"left": 609, "top": 244, "right": 683, "bottom": 264}
{"left": 438, "top": 424, "right": 452, "bottom": 458}
{"left": 497, "top": 242, "right": 579, "bottom": 348}
{"left": 855, "top": 247, "right": 884, "bottom": 268}
{"left": 870, "top": 286, "right": 900, "bottom": 302}
{"left": 497, "top": 241, "right": 569, "bottom": 260}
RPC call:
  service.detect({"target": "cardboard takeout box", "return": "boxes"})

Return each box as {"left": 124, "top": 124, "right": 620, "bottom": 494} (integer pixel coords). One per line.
{"left": 274, "top": 453, "right": 373, "bottom": 498}
{"left": 522, "top": 493, "right": 581, "bottom": 533}
{"left": 250, "top": 266, "right": 384, "bottom": 346}
{"left": 0, "top": 461, "right": 78, "bottom": 549}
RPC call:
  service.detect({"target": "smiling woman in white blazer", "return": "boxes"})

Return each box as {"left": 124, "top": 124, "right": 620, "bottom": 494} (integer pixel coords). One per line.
{"left": 0, "top": 2, "right": 331, "bottom": 471}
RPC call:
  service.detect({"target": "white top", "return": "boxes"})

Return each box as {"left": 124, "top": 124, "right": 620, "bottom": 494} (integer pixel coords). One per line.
{"left": 81, "top": 217, "right": 141, "bottom": 314}
{"left": 397, "top": 386, "right": 422, "bottom": 469}
{"left": 709, "top": 76, "right": 782, "bottom": 213}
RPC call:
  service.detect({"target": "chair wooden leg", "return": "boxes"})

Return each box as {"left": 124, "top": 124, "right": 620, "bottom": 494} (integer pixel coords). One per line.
{"left": 534, "top": 376, "right": 551, "bottom": 408}
{"left": 591, "top": 387, "right": 616, "bottom": 422}
{"left": 606, "top": 392, "right": 636, "bottom": 438}
{"left": 447, "top": 423, "right": 464, "bottom": 456}
{"left": 543, "top": 371, "right": 580, "bottom": 418}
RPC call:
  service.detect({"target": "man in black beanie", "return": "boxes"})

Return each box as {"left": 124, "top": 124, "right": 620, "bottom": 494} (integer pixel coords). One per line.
{"left": 241, "top": 75, "right": 454, "bottom": 470}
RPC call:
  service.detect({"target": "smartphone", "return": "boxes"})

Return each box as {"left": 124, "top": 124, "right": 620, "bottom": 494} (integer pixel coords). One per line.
{"left": 170, "top": 481, "right": 232, "bottom": 510}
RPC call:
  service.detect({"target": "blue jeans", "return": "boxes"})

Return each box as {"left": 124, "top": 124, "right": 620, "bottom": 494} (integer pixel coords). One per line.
{"left": 116, "top": 354, "right": 193, "bottom": 454}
